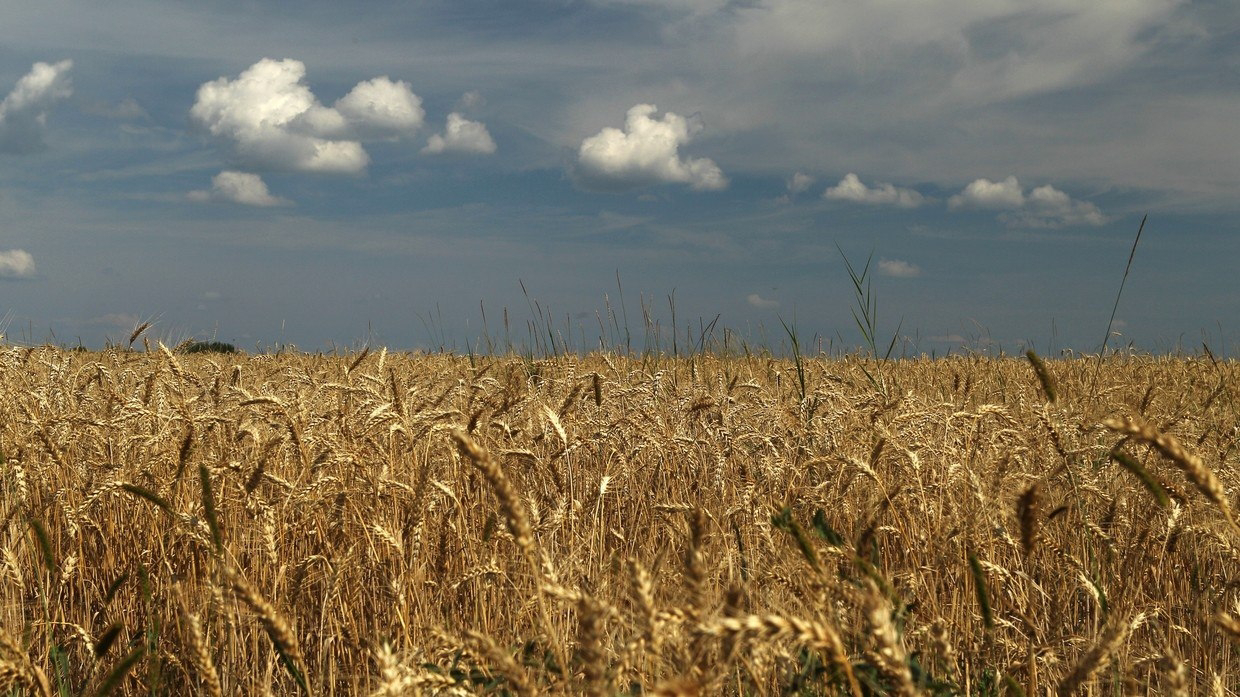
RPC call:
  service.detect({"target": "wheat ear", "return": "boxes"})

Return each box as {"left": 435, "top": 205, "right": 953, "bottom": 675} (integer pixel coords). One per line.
{"left": 177, "top": 591, "right": 224, "bottom": 697}
{"left": 1105, "top": 415, "right": 1239, "bottom": 534}
{"left": 227, "top": 568, "right": 310, "bottom": 694}
{"left": 1056, "top": 612, "right": 1131, "bottom": 696}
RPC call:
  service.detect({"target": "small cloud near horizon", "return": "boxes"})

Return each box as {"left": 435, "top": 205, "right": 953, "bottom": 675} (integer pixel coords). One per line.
{"left": 747, "top": 293, "right": 779, "bottom": 309}
{"left": 878, "top": 258, "right": 920, "bottom": 277}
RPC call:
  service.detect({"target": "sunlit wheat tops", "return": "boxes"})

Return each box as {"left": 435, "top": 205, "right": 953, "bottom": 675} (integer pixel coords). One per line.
{"left": 1104, "top": 414, "right": 1239, "bottom": 533}
{"left": 0, "top": 346, "right": 1237, "bottom": 693}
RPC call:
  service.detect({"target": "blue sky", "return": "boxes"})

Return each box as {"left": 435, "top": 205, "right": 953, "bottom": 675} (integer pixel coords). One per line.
{"left": 0, "top": 0, "right": 1236, "bottom": 354}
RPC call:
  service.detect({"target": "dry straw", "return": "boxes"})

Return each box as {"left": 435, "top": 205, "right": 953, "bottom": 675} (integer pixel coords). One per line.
{"left": 227, "top": 568, "right": 309, "bottom": 694}
{"left": 3, "top": 347, "right": 1239, "bottom": 693}
{"left": 177, "top": 590, "right": 223, "bottom": 697}
{"left": 1057, "top": 612, "right": 1133, "bottom": 695}
{"left": 1104, "top": 415, "right": 1239, "bottom": 534}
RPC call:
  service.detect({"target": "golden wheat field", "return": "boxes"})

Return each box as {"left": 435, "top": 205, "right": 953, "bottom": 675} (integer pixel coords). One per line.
{"left": 1, "top": 344, "right": 1238, "bottom": 696}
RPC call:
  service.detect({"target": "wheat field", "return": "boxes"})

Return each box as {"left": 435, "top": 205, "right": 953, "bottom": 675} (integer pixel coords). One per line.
{"left": 1, "top": 344, "right": 1238, "bottom": 695}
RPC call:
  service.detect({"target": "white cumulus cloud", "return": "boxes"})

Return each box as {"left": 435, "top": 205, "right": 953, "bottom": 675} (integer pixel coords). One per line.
{"left": 0, "top": 60, "right": 73, "bottom": 155}
{"left": 1016, "top": 185, "right": 1108, "bottom": 227}
{"left": 878, "top": 259, "right": 920, "bottom": 278}
{"left": 423, "top": 113, "right": 496, "bottom": 155}
{"left": 575, "top": 104, "right": 727, "bottom": 192}
{"left": 0, "top": 249, "right": 36, "bottom": 278}
{"left": 825, "top": 173, "right": 925, "bottom": 208}
{"left": 747, "top": 293, "right": 779, "bottom": 309}
{"left": 335, "top": 76, "right": 425, "bottom": 137}
{"left": 950, "top": 176, "right": 1108, "bottom": 227}
{"left": 190, "top": 58, "right": 424, "bottom": 174}
{"left": 948, "top": 176, "right": 1025, "bottom": 210}
{"left": 188, "top": 171, "right": 290, "bottom": 207}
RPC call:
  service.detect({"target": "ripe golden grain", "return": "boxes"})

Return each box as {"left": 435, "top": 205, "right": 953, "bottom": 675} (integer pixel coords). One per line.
{"left": 1104, "top": 414, "right": 1239, "bottom": 533}
{"left": 1, "top": 348, "right": 1237, "bottom": 693}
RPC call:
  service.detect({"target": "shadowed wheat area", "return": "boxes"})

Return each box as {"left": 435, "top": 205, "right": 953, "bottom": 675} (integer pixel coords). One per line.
{"left": 1, "top": 346, "right": 1239, "bottom": 695}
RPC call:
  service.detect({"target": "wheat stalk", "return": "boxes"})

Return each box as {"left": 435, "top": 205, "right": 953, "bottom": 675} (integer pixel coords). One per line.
{"left": 227, "top": 568, "right": 309, "bottom": 694}
{"left": 1105, "top": 415, "right": 1239, "bottom": 534}
{"left": 1057, "top": 612, "right": 1132, "bottom": 696}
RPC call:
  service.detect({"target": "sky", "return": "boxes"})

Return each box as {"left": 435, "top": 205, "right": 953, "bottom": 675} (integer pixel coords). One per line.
{"left": 0, "top": 0, "right": 1237, "bottom": 356}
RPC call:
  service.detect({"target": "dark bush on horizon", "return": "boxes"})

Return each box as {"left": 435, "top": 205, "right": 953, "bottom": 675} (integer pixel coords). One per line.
{"left": 181, "top": 340, "right": 238, "bottom": 354}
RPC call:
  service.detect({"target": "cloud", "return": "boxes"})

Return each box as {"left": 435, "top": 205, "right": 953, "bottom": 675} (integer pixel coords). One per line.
{"left": 747, "top": 293, "right": 778, "bottom": 309}
{"left": 457, "top": 91, "right": 486, "bottom": 111}
{"left": 335, "top": 76, "right": 425, "bottom": 137}
{"left": 188, "top": 171, "right": 290, "bottom": 207}
{"left": 783, "top": 172, "right": 813, "bottom": 193}
{"left": 0, "top": 60, "right": 73, "bottom": 155}
{"left": 950, "top": 176, "right": 1108, "bottom": 227}
{"left": 82, "top": 97, "right": 148, "bottom": 121}
{"left": 877, "top": 258, "right": 920, "bottom": 278}
{"left": 422, "top": 113, "right": 496, "bottom": 155}
{"left": 788, "top": 172, "right": 815, "bottom": 195}
{"left": 777, "top": 172, "right": 815, "bottom": 203}
{"left": 948, "top": 176, "right": 1025, "bottom": 210}
{"left": 0, "top": 249, "right": 36, "bottom": 279}
{"left": 575, "top": 104, "right": 727, "bottom": 192}
{"left": 1015, "top": 185, "right": 1108, "bottom": 228}
{"left": 190, "top": 58, "right": 423, "bottom": 174}
{"left": 824, "top": 173, "right": 925, "bottom": 208}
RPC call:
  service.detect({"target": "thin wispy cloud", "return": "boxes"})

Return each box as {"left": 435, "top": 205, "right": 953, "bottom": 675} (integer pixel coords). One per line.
{"left": 0, "top": 60, "right": 72, "bottom": 154}
{"left": 776, "top": 171, "right": 815, "bottom": 203}
{"left": 82, "top": 97, "right": 148, "bottom": 121}
{"left": 457, "top": 91, "right": 485, "bottom": 111}
{"left": 574, "top": 104, "right": 727, "bottom": 192}
{"left": 787, "top": 172, "right": 814, "bottom": 195}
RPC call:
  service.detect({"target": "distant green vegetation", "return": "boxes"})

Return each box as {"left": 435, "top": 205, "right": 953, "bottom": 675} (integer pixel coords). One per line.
{"left": 180, "top": 340, "right": 238, "bottom": 354}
